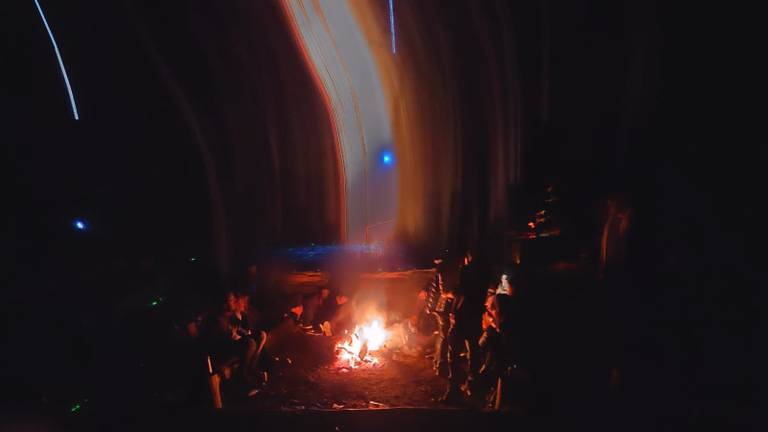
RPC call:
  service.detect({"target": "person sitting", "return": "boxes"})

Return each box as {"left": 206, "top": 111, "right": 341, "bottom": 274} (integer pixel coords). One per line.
{"left": 313, "top": 286, "right": 351, "bottom": 336}
{"left": 264, "top": 293, "right": 335, "bottom": 367}
{"left": 231, "top": 292, "right": 267, "bottom": 379}
{"left": 264, "top": 293, "right": 308, "bottom": 340}
{"left": 203, "top": 291, "right": 264, "bottom": 386}
{"left": 301, "top": 287, "right": 330, "bottom": 334}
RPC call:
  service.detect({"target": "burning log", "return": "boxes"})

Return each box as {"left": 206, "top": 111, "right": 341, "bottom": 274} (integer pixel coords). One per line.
{"left": 334, "top": 319, "right": 388, "bottom": 368}
{"left": 358, "top": 340, "right": 369, "bottom": 361}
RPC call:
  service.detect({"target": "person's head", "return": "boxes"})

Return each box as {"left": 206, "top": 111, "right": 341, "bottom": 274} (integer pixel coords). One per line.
{"left": 463, "top": 250, "right": 473, "bottom": 266}
{"left": 606, "top": 191, "right": 630, "bottom": 216}
{"left": 434, "top": 248, "right": 451, "bottom": 268}
{"left": 225, "top": 291, "right": 239, "bottom": 312}
{"left": 335, "top": 294, "right": 348, "bottom": 305}
{"left": 606, "top": 198, "right": 619, "bottom": 218}
{"left": 236, "top": 292, "right": 250, "bottom": 312}
{"left": 290, "top": 304, "right": 303, "bottom": 317}
{"left": 497, "top": 273, "right": 514, "bottom": 296}
{"left": 434, "top": 258, "right": 447, "bottom": 275}
{"left": 247, "top": 264, "right": 259, "bottom": 281}
{"left": 288, "top": 293, "right": 304, "bottom": 317}
{"left": 320, "top": 287, "right": 331, "bottom": 299}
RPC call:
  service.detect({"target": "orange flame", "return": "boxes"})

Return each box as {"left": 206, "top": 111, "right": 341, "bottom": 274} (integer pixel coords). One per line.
{"left": 335, "top": 319, "right": 388, "bottom": 368}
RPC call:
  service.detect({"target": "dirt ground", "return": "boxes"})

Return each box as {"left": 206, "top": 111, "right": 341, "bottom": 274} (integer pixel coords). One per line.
{"left": 231, "top": 339, "right": 447, "bottom": 410}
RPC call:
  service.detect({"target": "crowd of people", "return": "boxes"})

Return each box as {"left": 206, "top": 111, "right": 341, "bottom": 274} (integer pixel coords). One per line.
{"left": 177, "top": 273, "right": 356, "bottom": 399}
{"left": 413, "top": 192, "right": 634, "bottom": 409}
{"left": 415, "top": 249, "right": 524, "bottom": 408}
{"left": 177, "top": 253, "right": 506, "bottom": 406}
{"left": 174, "top": 192, "right": 632, "bottom": 410}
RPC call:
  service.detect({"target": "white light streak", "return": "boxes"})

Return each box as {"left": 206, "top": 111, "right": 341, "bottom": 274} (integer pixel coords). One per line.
{"left": 34, "top": 0, "right": 79, "bottom": 120}
{"left": 388, "top": 0, "right": 396, "bottom": 54}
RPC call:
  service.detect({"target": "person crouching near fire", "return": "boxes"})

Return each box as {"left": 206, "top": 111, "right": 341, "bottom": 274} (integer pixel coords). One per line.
{"left": 264, "top": 293, "right": 337, "bottom": 367}
{"left": 302, "top": 285, "right": 350, "bottom": 336}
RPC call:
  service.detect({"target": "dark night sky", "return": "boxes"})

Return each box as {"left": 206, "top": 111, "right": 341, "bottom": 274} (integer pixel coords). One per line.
{"left": 5, "top": 0, "right": 749, "bottom": 272}
{"left": 7, "top": 2, "right": 211, "bottom": 258}
{"left": 6, "top": 1, "right": 343, "bottom": 279}
{"left": 2, "top": 0, "right": 753, "bottom": 420}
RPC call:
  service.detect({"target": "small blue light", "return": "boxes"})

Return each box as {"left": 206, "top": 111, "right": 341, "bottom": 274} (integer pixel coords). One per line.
{"left": 382, "top": 151, "right": 394, "bottom": 165}
{"left": 73, "top": 219, "right": 86, "bottom": 231}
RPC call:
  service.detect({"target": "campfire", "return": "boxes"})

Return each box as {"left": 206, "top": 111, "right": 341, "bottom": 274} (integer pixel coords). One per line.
{"left": 334, "top": 319, "right": 388, "bottom": 368}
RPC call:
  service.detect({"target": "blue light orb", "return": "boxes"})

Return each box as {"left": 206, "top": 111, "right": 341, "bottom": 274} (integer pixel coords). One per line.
{"left": 73, "top": 219, "right": 87, "bottom": 231}
{"left": 381, "top": 151, "right": 394, "bottom": 166}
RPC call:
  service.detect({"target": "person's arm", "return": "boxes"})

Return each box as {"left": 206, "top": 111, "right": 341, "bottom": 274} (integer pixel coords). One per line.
{"left": 482, "top": 311, "right": 493, "bottom": 331}
{"left": 419, "top": 276, "right": 434, "bottom": 299}
{"left": 213, "top": 313, "right": 239, "bottom": 340}
{"left": 454, "top": 293, "right": 465, "bottom": 311}
{"left": 226, "top": 315, "right": 243, "bottom": 340}
{"left": 236, "top": 315, "right": 253, "bottom": 337}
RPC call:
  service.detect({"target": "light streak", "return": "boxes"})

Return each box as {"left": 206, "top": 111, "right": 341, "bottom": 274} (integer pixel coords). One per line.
{"left": 388, "top": 0, "right": 396, "bottom": 54}
{"left": 280, "top": 0, "right": 397, "bottom": 243}
{"left": 33, "top": 0, "right": 79, "bottom": 120}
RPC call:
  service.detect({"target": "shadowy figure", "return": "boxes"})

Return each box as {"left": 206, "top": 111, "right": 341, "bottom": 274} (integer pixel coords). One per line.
{"left": 441, "top": 250, "right": 487, "bottom": 404}
{"left": 599, "top": 193, "right": 633, "bottom": 391}
{"left": 204, "top": 291, "right": 266, "bottom": 386}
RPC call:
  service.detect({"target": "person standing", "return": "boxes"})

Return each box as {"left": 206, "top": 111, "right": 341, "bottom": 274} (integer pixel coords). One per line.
{"left": 441, "top": 251, "right": 487, "bottom": 403}
{"left": 599, "top": 194, "right": 633, "bottom": 392}
{"left": 600, "top": 196, "right": 632, "bottom": 280}
{"left": 423, "top": 255, "right": 454, "bottom": 378}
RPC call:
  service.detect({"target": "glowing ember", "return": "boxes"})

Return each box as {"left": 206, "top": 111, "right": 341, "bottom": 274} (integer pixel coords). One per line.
{"left": 335, "top": 319, "right": 388, "bottom": 368}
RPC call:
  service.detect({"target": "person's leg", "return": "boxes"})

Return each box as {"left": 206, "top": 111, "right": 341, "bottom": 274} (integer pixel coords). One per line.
{"left": 447, "top": 326, "right": 468, "bottom": 391}
{"left": 477, "top": 328, "right": 499, "bottom": 376}
{"left": 442, "top": 325, "right": 468, "bottom": 402}
{"left": 248, "top": 331, "right": 267, "bottom": 372}
{"left": 239, "top": 337, "right": 257, "bottom": 383}
{"left": 303, "top": 298, "right": 319, "bottom": 326}
{"left": 416, "top": 312, "right": 437, "bottom": 356}
{"left": 467, "top": 326, "right": 483, "bottom": 374}
{"left": 210, "top": 338, "right": 238, "bottom": 375}
{"left": 464, "top": 333, "right": 484, "bottom": 398}
{"left": 434, "top": 313, "right": 450, "bottom": 375}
